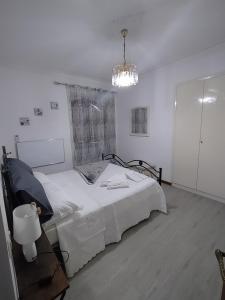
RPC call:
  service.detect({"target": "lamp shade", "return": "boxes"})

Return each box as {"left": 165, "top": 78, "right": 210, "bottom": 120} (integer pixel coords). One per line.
{"left": 13, "top": 204, "right": 41, "bottom": 245}
{"left": 112, "top": 29, "right": 138, "bottom": 88}
{"left": 112, "top": 64, "right": 138, "bottom": 87}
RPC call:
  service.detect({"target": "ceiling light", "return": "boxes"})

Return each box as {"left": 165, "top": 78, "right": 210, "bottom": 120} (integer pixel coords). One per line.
{"left": 112, "top": 29, "right": 138, "bottom": 88}
{"left": 198, "top": 97, "right": 217, "bottom": 104}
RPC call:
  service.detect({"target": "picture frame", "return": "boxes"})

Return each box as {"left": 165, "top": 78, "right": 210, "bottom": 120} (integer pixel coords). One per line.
{"left": 130, "top": 106, "right": 149, "bottom": 136}
{"left": 50, "top": 101, "right": 59, "bottom": 110}
{"left": 34, "top": 108, "right": 43, "bottom": 116}
{"left": 19, "top": 117, "right": 30, "bottom": 126}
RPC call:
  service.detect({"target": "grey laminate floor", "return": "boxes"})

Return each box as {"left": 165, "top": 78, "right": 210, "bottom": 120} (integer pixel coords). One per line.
{"left": 65, "top": 185, "right": 225, "bottom": 300}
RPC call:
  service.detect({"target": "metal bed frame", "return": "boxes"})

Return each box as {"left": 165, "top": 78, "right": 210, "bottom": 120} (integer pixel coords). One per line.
{"left": 102, "top": 153, "right": 162, "bottom": 185}
{"left": 1, "top": 146, "right": 15, "bottom": 233}
{"left": 1, "top": 147, "right": 163, "bottom": 234}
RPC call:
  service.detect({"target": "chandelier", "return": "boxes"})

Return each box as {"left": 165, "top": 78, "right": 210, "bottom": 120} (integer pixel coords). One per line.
{"left": 112, "top": 29, "right": 138, "bottom": 87}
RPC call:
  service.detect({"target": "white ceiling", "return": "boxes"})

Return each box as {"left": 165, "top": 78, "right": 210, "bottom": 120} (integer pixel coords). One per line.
{"left": 1, "top": 0, "right": 225, "bottom": 81}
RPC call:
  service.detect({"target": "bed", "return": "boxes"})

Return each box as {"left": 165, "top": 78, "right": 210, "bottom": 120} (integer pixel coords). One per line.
{"left": 1, "top": 147, "right": 167, "bottom": 278}
{"left": 41, "top": 161, "right": 166, "bottom": 277}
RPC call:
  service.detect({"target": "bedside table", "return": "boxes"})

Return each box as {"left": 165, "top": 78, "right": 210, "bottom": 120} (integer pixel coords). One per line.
{"left": 12, "top": 230, "right": 69, "bottom": 300}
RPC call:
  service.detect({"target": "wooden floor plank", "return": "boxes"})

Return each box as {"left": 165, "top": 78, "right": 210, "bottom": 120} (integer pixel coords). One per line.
{"left": 66, "top": 185, "right": 225, "bottom": 300}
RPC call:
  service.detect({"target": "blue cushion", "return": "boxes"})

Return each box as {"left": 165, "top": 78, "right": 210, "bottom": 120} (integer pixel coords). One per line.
{"left": 6, "top": 158, "right": 33, "bottom": 175}
{"left": 6, "top": 159, "right": 53, "bottom": 223}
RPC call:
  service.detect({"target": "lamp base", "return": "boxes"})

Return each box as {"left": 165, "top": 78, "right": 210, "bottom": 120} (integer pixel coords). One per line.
{"left": 22, "top": 242, "right": 37, "bottom": 262}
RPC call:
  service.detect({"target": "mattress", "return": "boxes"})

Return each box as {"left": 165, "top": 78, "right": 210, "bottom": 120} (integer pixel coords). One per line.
{"left": 43, "top": 163, "right": 167, "bottom": 277}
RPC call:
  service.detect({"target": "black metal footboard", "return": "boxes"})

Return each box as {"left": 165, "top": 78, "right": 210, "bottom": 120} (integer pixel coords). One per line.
{"left": 102, "top": 153, "right": 162, "bottom": 185}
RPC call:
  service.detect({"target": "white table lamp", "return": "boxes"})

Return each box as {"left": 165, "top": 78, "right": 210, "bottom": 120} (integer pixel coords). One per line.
{"left": 13, "top": 203, "right": 41, "bottom": 262}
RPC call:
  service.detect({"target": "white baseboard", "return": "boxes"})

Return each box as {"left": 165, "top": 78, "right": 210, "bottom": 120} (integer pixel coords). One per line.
{"left": 172, "top": 183, "right": 225, "bottom": 205}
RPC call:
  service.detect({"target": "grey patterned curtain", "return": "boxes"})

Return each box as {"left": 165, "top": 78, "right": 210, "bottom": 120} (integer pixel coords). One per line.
{"left": 67, "top": 85, "right": 116, "bottom": 166}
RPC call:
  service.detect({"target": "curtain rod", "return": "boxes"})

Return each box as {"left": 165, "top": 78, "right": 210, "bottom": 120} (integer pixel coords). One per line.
{"left": 54, "top": 81, "right": 116, "bottom": 94}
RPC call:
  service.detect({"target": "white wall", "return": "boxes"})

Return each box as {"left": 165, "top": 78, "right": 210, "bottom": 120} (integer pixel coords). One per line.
{"left": 116, "top": 42, "right": 225, "bottom": 181}
{"left": 0, "top": 66, "right": 109, "bottom": 173}
{"left": 0, "top": 66, "right": 111, "bottom": 298}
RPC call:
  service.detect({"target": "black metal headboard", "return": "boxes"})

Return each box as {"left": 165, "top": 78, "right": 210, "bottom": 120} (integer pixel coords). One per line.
{"left": 102, "top": 153, "right": 162, "bottom": 185}
{"left": 1, "top": 146, "right": 15, "bottom": 233}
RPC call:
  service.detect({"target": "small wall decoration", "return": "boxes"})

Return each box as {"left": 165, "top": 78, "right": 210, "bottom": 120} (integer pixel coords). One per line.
{"left": 34, "top": 108, "right": 43, "bottom": 116}
{"left": 19, "top": 117, "right": 30, "bottom": 126}
{"left": 50, "top": 101, "right": 59, "bottom": 110}
{"left": 130, "top": 107, "right": 149, "bottom": 136}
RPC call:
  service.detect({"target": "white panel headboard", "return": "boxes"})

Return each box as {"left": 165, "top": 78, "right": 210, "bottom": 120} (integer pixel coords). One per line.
{"left": 16, "top": 138, "right": 65, "bottom": 168}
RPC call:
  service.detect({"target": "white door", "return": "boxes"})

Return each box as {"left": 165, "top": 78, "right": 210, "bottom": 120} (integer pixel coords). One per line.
{"left": 173, "top": 80, "right": 203, "bottom": 189}
{"left": 197, "top": 74, "right": 225, "bottom": 199}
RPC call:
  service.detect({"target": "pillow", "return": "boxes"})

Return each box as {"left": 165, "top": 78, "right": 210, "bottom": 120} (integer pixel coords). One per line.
{"left": 40, "top": 180, "right": 81, "bottom": 222}
{"left": 75, "top": 161, "right": 109, "bottom": 184}
{"left": 6, "top": 158, "right": 33, "bottom": 175}
{"left": 34, "top": 171, "right": 81, "bottom": 211}
{"left": 33, "top": 171, "right": 51, "bottom": 185}
{"left": 6, "top": 161, "right": 53, "bottom": 223}
{"left": 42, "top": 181, "right": 78, "bottom": 219}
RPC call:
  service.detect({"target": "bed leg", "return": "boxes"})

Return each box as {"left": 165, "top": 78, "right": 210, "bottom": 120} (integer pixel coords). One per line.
{"left": 159, "top": 168, "right": 162, "bottom": 185}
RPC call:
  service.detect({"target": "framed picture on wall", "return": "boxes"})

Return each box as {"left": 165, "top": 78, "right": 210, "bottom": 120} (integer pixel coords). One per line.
{"left": 130, "top": 106, "right": 149, "bottom": 136}
{"left": 19, "top": 117, "right": 30, "bottom": 126}
{"left": 50, "top": 101, "right": 59, "bottom": 110}
{"left": 34, "top": 107, "right": 43, "bottom": 116}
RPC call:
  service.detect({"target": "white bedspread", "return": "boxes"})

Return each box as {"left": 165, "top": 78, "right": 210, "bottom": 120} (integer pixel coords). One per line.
{"left": 46, "top": 163, "right": 167, "bottom": 277}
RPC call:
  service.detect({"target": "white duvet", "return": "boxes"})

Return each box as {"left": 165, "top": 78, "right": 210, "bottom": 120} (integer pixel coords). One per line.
{"left": 44, "top": 163, "right": 167, "bottom": 277}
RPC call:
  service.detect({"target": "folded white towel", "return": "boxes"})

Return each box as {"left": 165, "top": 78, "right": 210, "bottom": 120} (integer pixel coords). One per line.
{"left": 126, "top": 171, "right": 147, "bottom": 182}
{"left": 107, "top": 182, "right": 129, "bottom": 190}
{"left": 100, "top": 174, "right": 129, "bottom": 189}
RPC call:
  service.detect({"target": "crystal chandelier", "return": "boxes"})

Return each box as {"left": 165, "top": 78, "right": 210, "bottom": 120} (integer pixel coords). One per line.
{"left": 112, "top": 29, "right": 138, "bottom": 87}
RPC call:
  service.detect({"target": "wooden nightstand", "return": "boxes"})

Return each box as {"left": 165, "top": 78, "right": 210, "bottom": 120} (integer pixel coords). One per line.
{"left": 12, "top": 230, "right": 69, "bottom": 300}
